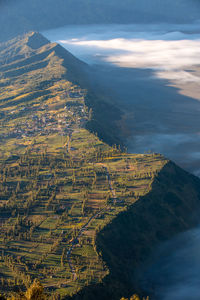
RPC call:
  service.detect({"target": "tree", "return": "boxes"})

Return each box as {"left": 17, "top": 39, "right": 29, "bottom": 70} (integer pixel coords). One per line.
{"left": 88, "top": 108, "right": 93, "bottom": 121}
{"left": 120, "top": 295, "right": 149, "bottom": 300}
{"left": 7, "top": 279, "right": 46, "bottom": 300}
{"left": 61, "top": 249, "right": 65, "bottom": 267}
{"left": 130, "top": 295, "right": 140, "bottom": 300}
{"left": 25, "top": 279, "right": 46, "bottom": 300}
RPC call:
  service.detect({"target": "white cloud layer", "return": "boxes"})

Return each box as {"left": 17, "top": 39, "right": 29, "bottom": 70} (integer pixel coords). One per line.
{"left": 44, "top": 23, "right": 200, "bottom": 83}
{"left": 60, "top": 37, "right": 200, "bottom": 83}
{"left": 43, "top": 23, "right": 200, "bottom": 176}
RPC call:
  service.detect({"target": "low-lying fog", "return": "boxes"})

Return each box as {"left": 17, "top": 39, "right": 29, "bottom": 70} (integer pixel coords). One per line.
{"left": 139, "top": 225, "right": 200, "bottom": 300}
{"left": 44, "top": 23, "right": 200, "bottom": 299}
{"left": 44, "top": 23, "right": 200, "bottom": 176}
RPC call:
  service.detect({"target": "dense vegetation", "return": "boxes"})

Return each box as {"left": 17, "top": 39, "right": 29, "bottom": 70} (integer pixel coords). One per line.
{"left": 0, "top": 32, "right": 167, "bottom": 299}
{"left": 0, "top": 32, "right": 200, "bottom": 300}
{"left": 0, "top": 0, "right": 200, "bottom": 42}
{"left": 0, "top": 280, "right": 47, "bottom": 300}
{"left": 0, "top": 280, "right": 147, "bottom": 300}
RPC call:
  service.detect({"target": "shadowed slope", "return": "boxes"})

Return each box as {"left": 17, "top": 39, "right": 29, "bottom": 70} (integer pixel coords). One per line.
{"left": 66, "top": 162, "right": 200, "bottom": 300}
{"left": 0, "top": 32, "right": 200, "bottom": 300}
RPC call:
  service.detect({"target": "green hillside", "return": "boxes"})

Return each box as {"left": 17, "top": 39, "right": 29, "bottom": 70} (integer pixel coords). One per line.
{"left": 0, "top": 32, "right": 200, "bottom": 300}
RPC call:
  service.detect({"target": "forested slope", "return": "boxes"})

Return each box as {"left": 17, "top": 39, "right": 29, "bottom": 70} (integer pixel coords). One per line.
{"left": 66, "top": 162, "right": 200, "bottom": 300}
{"left": 0, "top": 32, "right": 166, "bottom": 298}
{"left": 0, "top": 32, "right": 200, "bottom": 300}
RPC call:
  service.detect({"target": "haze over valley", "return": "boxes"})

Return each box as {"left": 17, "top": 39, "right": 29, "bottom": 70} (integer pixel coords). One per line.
{"left": 1, "top": 1, "right": 200, "bottom": 299}
{"left": 43, "top": 24, "right": 200, "bottom": 299}
{"left": 44, "top": 23, "right": 200, "bottom": 176}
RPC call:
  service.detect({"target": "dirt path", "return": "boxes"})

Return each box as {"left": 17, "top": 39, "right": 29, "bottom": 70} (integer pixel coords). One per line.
{"left": 102, "top": 165, "right": 118, "bottom": 203}
{"left": 66, "top": 164, "right": 118, "bottom": 280}
{"left": 66, "top": 208, "right": 105, "bottom": 280}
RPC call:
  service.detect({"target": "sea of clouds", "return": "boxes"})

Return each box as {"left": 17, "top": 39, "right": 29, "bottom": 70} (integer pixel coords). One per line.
{"left": 44, "top": 23, "right": 200, "bottom": 176}
{"left": 44, "top": 23, "right": 200, "bottom": 299}
{"left": 44, "top": 23, "right": 200, "bottom": 83}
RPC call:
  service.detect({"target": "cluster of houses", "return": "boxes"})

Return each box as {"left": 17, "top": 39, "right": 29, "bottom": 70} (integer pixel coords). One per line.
{"left": 8, "top": 98, "right": 88, "bottom": 140}
{"left": 3, "top": 85, "right": 88, "bottom": 140}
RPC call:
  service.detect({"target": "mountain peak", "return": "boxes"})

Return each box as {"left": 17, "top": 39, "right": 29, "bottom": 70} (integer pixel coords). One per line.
{"left": 26, "top": 31, "right": 50, "bottom": 49}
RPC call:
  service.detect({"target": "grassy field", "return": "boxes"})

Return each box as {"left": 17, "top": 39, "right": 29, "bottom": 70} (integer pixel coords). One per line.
{"left": 0, "top": 32, "right": 168, "bottom": 298}
{"left": 0, "top": 129, "right": 167, "bottom": 297}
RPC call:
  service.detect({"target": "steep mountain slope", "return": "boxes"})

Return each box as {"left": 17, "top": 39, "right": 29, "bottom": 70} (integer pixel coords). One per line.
{"left": 66, "top": 162, "right": 200, "bottom": 300}
{"left": 0, "top": 0, "right": 200, "bottom": 42}
{"left": 0, "top": 32, "right": 200, "bottom": 300}
{"left": 0, "top": 32, "right": 121, "bottom": 153}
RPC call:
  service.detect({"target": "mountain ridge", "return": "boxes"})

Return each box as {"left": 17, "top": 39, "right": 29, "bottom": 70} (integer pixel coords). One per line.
{"left": 0, "top": 32, "right": 200, "bottom": 300}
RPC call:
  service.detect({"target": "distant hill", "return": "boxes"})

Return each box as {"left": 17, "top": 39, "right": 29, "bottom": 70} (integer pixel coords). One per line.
{"left": 0, "top": 0, "right": 200, "bottom": 42}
